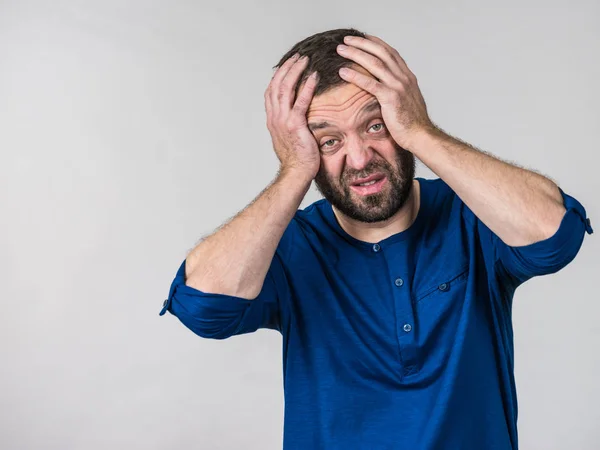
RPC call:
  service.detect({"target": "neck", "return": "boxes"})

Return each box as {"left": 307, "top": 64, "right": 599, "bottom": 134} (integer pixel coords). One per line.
{"left": 332, "top": 179, "right": 421, "bottom": 243}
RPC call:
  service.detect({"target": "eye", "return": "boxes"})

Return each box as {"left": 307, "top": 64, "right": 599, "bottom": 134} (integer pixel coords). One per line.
{"left": 369, "top": 123, "right": 385, "bottom": 133}
{"left": 321, "top": 139, "right": 337, "bottom": 150}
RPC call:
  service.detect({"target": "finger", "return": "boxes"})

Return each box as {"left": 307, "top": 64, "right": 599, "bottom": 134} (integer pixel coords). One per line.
{"left": 338, "top": 66, "right": 384, "bottom": 98}
{"left": 268, "top": 53, "right": 301, "bottom": 113}
{"left": 337, "top": 45, "right": 398, "bottom": 84}
{"left": 291, "top": 71, "right": 319, "bottom": 118}
{"left": 363, "top": 34, "right": 411, "bottom": 72}
{"left": 277, "top": 55, "right": 310, "bottom": 112}
{"left": 339, "top": 37, "right": 405, "bottom": 81}
{"left": 271, "top": 52, "right": 300, "bottom": 83}
{"left": 264, "top": 84, "right": 273, "bottom": 130}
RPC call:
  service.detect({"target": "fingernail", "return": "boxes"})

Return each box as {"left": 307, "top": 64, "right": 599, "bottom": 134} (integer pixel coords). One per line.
{"left": 300, "top": 55, "right": 308, "bottom": 61}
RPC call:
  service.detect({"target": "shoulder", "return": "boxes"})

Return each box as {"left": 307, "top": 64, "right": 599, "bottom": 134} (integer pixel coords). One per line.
{"left": 418, "top": 177, "right": 465, "bottom": 222}
{"left": 418, "top": 176, "right": 456, "bottom": 204}
{"left": 414, "top": 177, "right": 480, "bottom": 246}
{"left": 275, "top": 198, "right": 329, "bottom": 261}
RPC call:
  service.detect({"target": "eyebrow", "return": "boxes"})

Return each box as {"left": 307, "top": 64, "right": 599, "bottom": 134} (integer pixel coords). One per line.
{"left": 308, "top": 99, "right": 381, "bottom": 132}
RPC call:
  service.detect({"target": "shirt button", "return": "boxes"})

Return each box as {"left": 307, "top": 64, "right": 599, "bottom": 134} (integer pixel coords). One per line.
{"left": 373, "top": 243, "right": 381, "bottom": 252}
{"left": 439, "top": 283, "right": 448, "bottom": 291}
{"left": 394, "top": 278, "right": 404, "bottom": 287}
{"left": 403, "top": 323, "right": 412, "bottom": 332}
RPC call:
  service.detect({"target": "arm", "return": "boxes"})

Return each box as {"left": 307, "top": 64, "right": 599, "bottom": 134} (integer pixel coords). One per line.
{"left": 334, "top": 33, "right": 584, "bottom": 247}
{"left": 160, "top": 52, "right": 322, "bottom": 338}
{"left": 407, "top": 128, "right": 592, "bottom": 287}
{"left": 186, "top": 53, "right": 320, "bottom": 299}
{"left": 335, "top": 33, "right": 592, "bottom": 287}
{"left": 185, "top": 168, "right": 311, "bottom": 300}
{"left": 406, "top": 126, "right": 566, "bottom": 247}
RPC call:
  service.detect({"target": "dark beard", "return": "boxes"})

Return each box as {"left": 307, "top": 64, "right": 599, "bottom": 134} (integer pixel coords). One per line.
{"left": 313, "top": 144, "right": 416, "bottom": 223}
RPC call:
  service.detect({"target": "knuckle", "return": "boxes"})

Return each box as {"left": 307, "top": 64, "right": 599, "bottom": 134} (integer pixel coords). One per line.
{"left": 286, "top": 116, "right": 301, "bottom": 130}
{"left": 391, "top": 79, "right": 405, "bottom": 91}
{"left": 368, "top": 79, "right": 380, "bottom": 92}
{"left": 290, "top": 106, "right": 303, "bottom": 118}
{"left": 387, "top": 51, "right": 398, "bottom": 63}
{"left": 284, "top": 116, "right": 295, "bottom": 128}
{"left": 373, "top": 58, "right": 385, "bottom": 70}
{"left": 295, "top": 94, "right": 309, "bottom": 108}
{"left": 277, "top": 85, "right": 289, "bottom": 99}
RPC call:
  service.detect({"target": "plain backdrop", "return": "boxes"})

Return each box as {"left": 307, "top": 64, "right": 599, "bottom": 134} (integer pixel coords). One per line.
{"left": 0, "top": 1, "right": 598, "bottom": 449}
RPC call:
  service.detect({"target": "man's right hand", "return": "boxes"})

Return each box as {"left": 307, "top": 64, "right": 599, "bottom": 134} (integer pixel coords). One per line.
{"left": 265, "top": 53, "right": 321, "bottom": 180}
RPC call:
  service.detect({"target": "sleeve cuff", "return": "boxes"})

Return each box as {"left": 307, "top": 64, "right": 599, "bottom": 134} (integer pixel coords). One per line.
{"left": 511, "top": 186, "right": 592, "bottom": 254}
{"left": 159, "top": 259, "right": 188, "bottom": 316}
{"left": 159, "top": 259, "right": 257, "bottom": 316}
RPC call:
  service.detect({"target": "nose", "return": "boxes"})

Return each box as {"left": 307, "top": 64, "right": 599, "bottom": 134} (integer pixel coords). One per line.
{"left": 344, "top": 135, "right": 375, "bottom": 172}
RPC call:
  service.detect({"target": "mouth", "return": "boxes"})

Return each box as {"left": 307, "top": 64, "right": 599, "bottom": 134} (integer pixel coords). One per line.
{"left": 349, "top": 174, "right": 387, "bottom": 196}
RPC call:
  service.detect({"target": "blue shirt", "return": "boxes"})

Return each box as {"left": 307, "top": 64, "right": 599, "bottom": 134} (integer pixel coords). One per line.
{"left": 160, "top": 177, "right": 593, "bottom": 449}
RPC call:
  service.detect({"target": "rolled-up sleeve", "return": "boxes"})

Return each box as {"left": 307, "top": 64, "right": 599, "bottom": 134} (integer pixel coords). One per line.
{"left": 159, "top": 252, "right": 288, "bottom": 340}
{"left": 493, "top": 187, "right": 593, "bottom": 286}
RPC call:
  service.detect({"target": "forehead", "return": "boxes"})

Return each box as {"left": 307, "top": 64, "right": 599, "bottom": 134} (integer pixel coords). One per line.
{"left": 306, "top": 65, "right": 379, "bottom": 124}
{"left": 308, "top": 85, "right": 372, "bottom": 114}
{"left": 307, "top": 85, "right": 380, "bottom": 132}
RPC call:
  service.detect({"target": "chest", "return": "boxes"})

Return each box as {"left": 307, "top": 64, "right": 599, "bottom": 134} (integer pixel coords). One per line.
{"left": 284, "top": 217, "right": 483, "bottom": 383}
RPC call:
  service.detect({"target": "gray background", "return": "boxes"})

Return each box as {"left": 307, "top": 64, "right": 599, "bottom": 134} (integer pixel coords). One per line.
{"left": 0, "top": 1, "right": 598, "bottom": 449}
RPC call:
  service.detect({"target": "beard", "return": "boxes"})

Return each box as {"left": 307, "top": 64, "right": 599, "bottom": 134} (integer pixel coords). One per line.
{"left": 313, "top": 144, "right": 416, "bottom": 223}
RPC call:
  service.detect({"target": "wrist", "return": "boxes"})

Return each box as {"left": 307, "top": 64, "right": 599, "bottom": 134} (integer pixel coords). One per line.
{"left": 278, "top": 165, "right": 316, "bottom": 186}
{"left": 403, "top": 123, "right": 443, "bottom": 155}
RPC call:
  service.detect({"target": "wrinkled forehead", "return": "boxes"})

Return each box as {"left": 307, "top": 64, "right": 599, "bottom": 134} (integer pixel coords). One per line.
{"left": 306, "top": 65, "right": 378, "bottom": 121}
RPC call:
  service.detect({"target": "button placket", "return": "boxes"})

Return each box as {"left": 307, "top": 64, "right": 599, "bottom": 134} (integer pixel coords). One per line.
{"left": 382, "top": 242, "right": 420, "bottom": 376}
{"left": 391, "top": 273, "right": 418, "bottom": 372}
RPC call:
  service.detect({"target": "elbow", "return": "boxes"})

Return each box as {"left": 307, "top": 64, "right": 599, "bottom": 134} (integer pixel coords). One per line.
{"left": 516, "top": 196, "right": 568, "bottom": 246}
{"left": 538, "top": 199, "right": 568, "bottom": 241}
{"left": 162, "top": 259, "right": 252, "bottom": 340}
{"left": 169, "top": 288, "right": 248, "bottom": 340}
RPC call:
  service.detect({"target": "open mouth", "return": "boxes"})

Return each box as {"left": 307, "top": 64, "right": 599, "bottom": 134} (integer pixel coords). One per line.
{"left": 350, "top": 175, "right": 387, "bottom": 195}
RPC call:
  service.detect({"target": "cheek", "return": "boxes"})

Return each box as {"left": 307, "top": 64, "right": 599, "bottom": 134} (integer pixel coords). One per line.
{"left": 386, "top": 143, "right": 405, "bottom": 165}
{"left": 319, "top": 158, "right": 343, "bottom": 180}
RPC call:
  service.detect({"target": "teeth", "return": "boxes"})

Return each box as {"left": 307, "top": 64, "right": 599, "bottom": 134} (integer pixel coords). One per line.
{"left": 359, "top": 180, "right": 377, "bottom": 186}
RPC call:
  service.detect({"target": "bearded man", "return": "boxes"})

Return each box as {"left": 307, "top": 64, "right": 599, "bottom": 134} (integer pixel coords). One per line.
{"left": 160, "top": 28, "right": 593, "bottom": 450}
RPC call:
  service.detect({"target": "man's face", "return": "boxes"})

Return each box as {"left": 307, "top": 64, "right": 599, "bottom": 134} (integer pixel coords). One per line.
{"left": 306, "top": 66, "right": 416, "bottom": 224}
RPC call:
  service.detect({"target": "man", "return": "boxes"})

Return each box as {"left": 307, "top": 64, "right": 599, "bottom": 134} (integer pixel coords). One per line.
{"left": 159, "top": 28, "right": 593, "bottom": 449}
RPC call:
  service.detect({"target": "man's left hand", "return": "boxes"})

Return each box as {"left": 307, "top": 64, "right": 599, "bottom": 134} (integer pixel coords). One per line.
{"left": 336, "top": 34, "right": 434, "bottom": 150}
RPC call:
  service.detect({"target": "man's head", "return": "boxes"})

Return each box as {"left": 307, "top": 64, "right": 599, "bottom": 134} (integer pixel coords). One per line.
{"left": 274, "top": 28, "right": 416, "bottom": 224}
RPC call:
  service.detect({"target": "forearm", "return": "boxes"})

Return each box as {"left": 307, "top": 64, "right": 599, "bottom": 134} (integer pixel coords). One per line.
{"left": 407, "top": 126, "right": 566, "bottom": 246}
{"left": 185, "top": 167, "right": 312, "bottom": 299}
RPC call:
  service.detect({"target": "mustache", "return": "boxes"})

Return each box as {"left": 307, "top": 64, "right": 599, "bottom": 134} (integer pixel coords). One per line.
{"left": 343, "top": 165, "right": 392, "bottom": 183}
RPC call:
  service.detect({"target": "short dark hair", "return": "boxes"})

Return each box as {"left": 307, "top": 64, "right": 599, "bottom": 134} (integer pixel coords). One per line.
{"left": 273, "top": 28, "right": 367, "bottom": 100}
